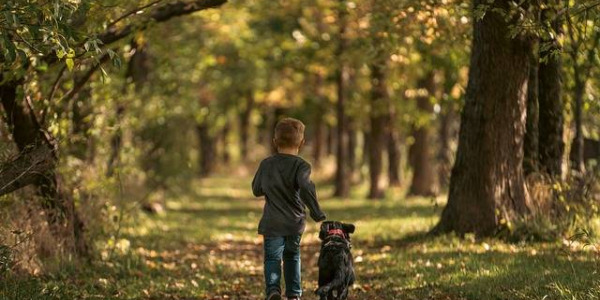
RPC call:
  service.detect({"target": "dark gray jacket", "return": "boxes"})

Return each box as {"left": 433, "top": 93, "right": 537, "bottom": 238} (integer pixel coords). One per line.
{"left": 252, "top": 153, "right": 326, "bottom": 236}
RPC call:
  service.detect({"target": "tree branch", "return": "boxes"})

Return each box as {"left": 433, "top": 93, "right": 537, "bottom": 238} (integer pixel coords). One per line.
{"left": 0, "top": 144, "right": 56, "bottom": 197}
{"left": 45, "top": 0, "right": 227, "bottom": 66}
{"left": 61, "top": 52, "right": 112, "bottom": 104}
{"left": 554, "top": 0, "right": 600, "bottom": 23}
{"left": 98, "top": 0, "right": 227, "bottom": 45}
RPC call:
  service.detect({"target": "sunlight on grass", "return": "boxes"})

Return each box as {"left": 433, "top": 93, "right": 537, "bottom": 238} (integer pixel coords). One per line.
{"left": 3, "top": 175, "right": 599, "bottom": 299}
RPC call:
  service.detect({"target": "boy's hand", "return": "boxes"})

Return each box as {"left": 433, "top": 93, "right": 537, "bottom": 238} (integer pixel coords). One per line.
{"left": 315, "top": 213, "right": 327, "bottom": 222}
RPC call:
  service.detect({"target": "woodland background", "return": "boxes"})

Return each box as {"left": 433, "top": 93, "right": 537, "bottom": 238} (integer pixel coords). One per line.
{"left": 1, "top": 0, "right": 600, "bottom": 299}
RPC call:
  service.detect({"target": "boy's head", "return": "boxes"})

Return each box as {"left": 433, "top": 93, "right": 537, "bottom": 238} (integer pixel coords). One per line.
{"left": 273, "top": 117, "right": 305, "bottom": 151}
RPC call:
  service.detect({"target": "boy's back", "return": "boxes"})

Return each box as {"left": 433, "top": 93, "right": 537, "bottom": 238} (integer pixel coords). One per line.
{"left": 252, "top": 153, "right": 326, "bottom": 236}
{"left": 252, "top": 117, "right": 326, "bottom": 300}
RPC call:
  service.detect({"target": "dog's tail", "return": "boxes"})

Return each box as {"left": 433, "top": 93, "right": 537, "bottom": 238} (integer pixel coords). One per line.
{"left": 315, "top": 268, "right": 345, "bottom": 296}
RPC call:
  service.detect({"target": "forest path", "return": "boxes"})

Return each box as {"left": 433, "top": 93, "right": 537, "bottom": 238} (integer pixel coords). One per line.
{"left": 51, "top": 175, "right": 598, "bottom": 299}
{"left": 116, "top": 175, "right": 442, "bottom": 299}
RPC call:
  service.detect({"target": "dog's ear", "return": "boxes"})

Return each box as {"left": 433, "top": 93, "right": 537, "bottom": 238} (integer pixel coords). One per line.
{"left": 342, "top": 223, "right": 355, "bottom": 234}
{"left": 319, "top": 222, "right": 329, "bottom": 240}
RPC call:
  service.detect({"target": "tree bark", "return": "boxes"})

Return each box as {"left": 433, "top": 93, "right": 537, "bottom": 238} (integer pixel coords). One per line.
{"left": 538, "top": 3, "right": 564, "bottom": 177}
{"left": 0, "top": 78, "right": 88, "bottom": 256}
{"left": 433, "top": 0, "right": 532, "bottom": 236}
{"left": 326, "top": 124, "right": 335, "bottom": 156}
{"left": 570, "top": 75, "right": 585, "bottom": 173}
{"left": 347, "top": 118, "right": 357, "bottom": 181}
{"left": 333, "top": 0, "right": 350, "bottom": 197}
{"left": 408, "top": 73, "right": 438, "bottom": 197}
{"left": 437, "top": 101, "right": 455, "bottom": 188}
{"left": 269, "top": 106, "right": 286, "bottom": 154}
{"left": 239, "top": 92, "right": 254, "bottom": 160}
{"left": 313, "top": 113, "right": 324, "bottom": 167}
{"left": 221, "top": 122, "right": 231, "bottom": 164}
{"left": 368, "top": 60, "right": 387, "bottom": 199}
{"left": 387, "top": 127, "right": 402, "bottom": 187}
{"left": 524, "top": 44, "right": 540, "bottom": 175}
{"left": 197, "top": 122, "right": 216, "bottom": 177}
{"left": 312, "top": 75, "right": 325, "bottom": 167}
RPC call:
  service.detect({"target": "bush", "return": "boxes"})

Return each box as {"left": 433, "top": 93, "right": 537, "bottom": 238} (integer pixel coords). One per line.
{"left": 505, "top": 170, "right": 600, "bottom": 242}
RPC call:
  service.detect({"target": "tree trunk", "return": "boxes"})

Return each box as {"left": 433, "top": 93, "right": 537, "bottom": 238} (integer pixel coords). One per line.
{"left": 70, "top": 88, "right": 95, "bottom": 161}
{"left": 347, "top": 118, "right": 357, "bottom": 181}
{"left": 239, "top": 92, "right": 254, "bottom": 160}
{"left": 437, "top": 102, "right": 455, "bottom": 188}
{"left": 387, "top": 128, "right": 402, "bottom": 187}
{"left": 313, "top": 113, "right": 324, "bottom": 167}
{"left": 106, "top": 104, "right": 124, "bottom": 177}
{"left": 0, "top": 78, "right": 88, "bottom": 256}
{"left": 333, "top": 0, "right": 350, "bottom": 197}
{"left": 524, "top": 44, "right": 540, "bottom": 175}
{"left": 368, "top": 60, "right": 387, "bottom": 199}
{"left": 312, "top": 75, "right": 325, "bottom": 167}
{"left": 408, "top": 73, "right": 438, "bottom": 197}
{"left": 538, "top": 5, "right": 564, "bottom": 177}
{"left": 221, "top": 122, "right": 231, "bottom": 164}
{"left": 570, "top": 74, "right": 585, "bottom": 173}
{"left": 326, "top": 124, "right": 335, "bottom": 156}
{"left": 107, "top": 40, "right": 149, "bottom": 176}
{"left": 270, "top": 107, "right": 286, "bottom": 154}
{"left": 433, "top": 0, "right": 532, "bottom": 236}
{"left": 197, "top": 122, "right": 216, "bottom": 177}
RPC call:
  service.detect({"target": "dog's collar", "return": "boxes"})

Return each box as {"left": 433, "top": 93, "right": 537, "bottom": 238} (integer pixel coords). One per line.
{"left": 327, "top": 228, "right": 346, "bottom": 239}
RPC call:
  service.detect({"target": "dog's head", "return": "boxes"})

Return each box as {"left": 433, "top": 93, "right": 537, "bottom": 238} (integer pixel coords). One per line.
{"left": 319, "top": 221, "right": 355, "bottom": 240}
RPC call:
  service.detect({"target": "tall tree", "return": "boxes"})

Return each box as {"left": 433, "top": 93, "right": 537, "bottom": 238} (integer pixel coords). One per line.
{"left": 333, "top": 0, "right": 350, "bottom": 197}
{"left": 538, "top": 0, "right": 564, "bottom": 177}
{"left": 368, "top": 58, "right": 388, "bottom": 199}
{"left": 387, "top": 119, "right": 402, "bottom": 187}
{"left": 433, "top": 0, "right": 532, "bottom": 236}
{"left": 567, "top": 10, "right": 600, "bottom": 173}
{"left": 524, "top": 44, "right": 540, "bottom": 175}
{"left": 408, "top": 72, "right": 438, "bottom": 197}
{"left": 239, "top": 91, "right": 254, "bottom": 160}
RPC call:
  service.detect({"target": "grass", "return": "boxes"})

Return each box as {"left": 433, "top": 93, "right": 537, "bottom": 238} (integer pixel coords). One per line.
{"left": 1, "top": 174, "right": 600, "bottom": 299}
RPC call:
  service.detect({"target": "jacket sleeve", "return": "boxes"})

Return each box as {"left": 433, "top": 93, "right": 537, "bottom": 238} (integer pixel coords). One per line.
{"left": 297, "top": 162, "right": 326, "bottom": 222}
{"left": 252, "top": 162, "right": 264, "bottom": 197}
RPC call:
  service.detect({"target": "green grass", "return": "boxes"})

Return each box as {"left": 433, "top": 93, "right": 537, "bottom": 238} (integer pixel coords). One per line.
{"left": 2, "top": 175, "right": 599, "bottom": 299}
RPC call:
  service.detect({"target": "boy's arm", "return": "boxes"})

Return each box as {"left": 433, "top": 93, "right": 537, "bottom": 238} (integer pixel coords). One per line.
{"left": 297, "top": 162, "right": 326, "bottom": 222}
{"left": 252, "top": 163, "right": 264, "bottom": 197}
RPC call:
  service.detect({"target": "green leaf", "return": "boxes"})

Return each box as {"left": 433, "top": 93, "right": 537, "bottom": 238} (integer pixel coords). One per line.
{"left": 57, "top": 49, "right": 66, "bottom": 59}
{"left": 66, "top": 58, "right": 74, "bottom": 71}
{"left": 67, "top": 48, "right": 75, "bottom": 58}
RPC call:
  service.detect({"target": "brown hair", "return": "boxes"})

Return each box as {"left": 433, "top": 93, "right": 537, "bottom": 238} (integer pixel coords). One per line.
{"left": 274, "top": 117, "right": 305, "bottom": 148}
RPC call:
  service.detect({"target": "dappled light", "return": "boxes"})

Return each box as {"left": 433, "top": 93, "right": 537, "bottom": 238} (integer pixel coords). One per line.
{"left": 1, "top": 0, "right": 600, "bottom": 299}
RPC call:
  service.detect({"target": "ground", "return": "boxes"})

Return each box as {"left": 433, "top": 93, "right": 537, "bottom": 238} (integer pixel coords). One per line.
{"left": 2, "top": 175, "right": 600, "bottom": 299}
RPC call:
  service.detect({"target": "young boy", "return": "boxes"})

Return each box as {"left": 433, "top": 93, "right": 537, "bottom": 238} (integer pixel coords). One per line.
{"left": 252, "top": 117, "right": 327, "bottom": 300}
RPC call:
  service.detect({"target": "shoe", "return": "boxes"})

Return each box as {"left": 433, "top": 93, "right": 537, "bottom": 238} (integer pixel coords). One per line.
{"left": 266, "top": 291, "right": 282, "bottom": 300}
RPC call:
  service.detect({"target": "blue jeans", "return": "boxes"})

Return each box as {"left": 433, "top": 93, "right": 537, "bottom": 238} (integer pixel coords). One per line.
{"left": 263, "top": 235, "right": 302, "bottom": 297}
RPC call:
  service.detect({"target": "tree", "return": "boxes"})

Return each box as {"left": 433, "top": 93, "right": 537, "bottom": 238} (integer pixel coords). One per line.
{"left": 368, "top": 58, "right": 388, "bottom": 199}
{"left": 566, "top": 8, "right": 600, "bottom": 174}
{"left": 333, "top": 0, "right": 351, "bottom": 198}
{"left": 0, "top": 0, "right": 228, "bottom": 258}
{"left": 408, "top": 72, "right": 439, "bottom": 197}
{"left": 538, "top": 0, "right": 564, "bottom": 177}
{"left": 433, "top": 0, "right": 532, "bottom": 236}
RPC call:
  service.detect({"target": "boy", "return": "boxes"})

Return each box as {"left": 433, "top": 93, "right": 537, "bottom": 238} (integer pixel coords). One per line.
{"left": 252, "top": 117, "right": 327, "bottom": 300}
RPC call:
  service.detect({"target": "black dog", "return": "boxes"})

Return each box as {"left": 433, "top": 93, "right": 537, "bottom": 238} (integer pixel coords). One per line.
{"left": 315, "top": 221, "right": 355, "bottom": 300}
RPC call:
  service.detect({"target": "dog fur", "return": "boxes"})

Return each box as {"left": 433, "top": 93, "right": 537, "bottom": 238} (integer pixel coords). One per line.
{"left": 315, "top": 221, "right": 355, "bottom": 300}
